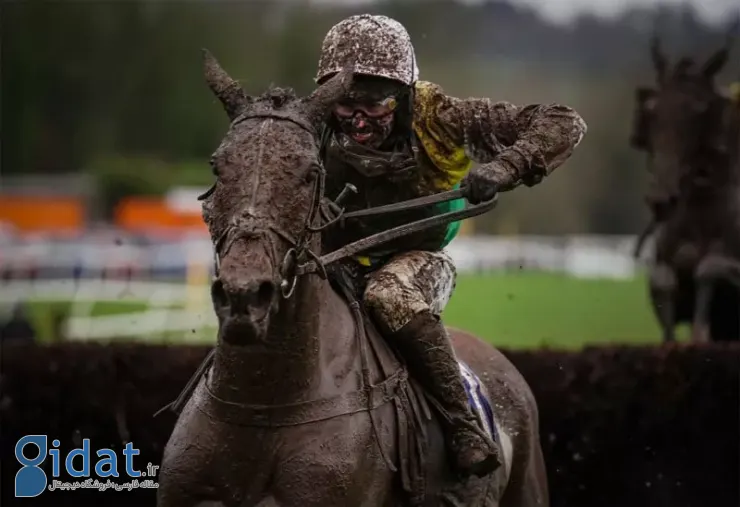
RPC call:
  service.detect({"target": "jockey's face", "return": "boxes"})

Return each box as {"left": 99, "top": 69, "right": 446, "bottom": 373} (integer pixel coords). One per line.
{"left": 332, "top": 76, "right": 403, "bottom": 148}
{"left": 333, "top": 98, "right": 396, "bottom": 147}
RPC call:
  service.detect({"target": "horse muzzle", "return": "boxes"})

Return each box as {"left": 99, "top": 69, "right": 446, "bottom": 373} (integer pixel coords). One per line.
{"left": 212, "top": 227, "right": 280, "bottom": 342}
{"left": 212, "top": 276, "right": 277, "bottom": 342}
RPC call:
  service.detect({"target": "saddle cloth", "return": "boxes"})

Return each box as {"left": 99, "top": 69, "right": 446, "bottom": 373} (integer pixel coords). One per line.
{"left": 458, "top": 360, "right": 498, "bottom": 443}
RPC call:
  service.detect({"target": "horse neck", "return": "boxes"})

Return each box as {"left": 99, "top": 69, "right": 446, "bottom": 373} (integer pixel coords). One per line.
{"left": 652, "top": 141, "right": 735, "bottom": 202}
{"left": 689, "top": 108, "right": 740, "bottom": 194}
{"left": 209, "top": 276, "right": 360, "bottom": 406}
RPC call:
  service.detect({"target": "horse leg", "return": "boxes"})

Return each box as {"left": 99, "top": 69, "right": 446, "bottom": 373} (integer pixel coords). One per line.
{"left": 693, "top": 255, "right": 740, "bottom": 343}
{"left": 691, "top": 280, "right": 713, "bottom": 343}
{"left": 649, "top": 263, "right": 677, "bottom": 342}
{"left": 633, "top": 218, "right": 656, "bottom": 259}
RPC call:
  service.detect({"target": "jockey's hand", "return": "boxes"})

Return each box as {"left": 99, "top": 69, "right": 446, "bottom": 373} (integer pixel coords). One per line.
{"left": 463, "top": 160, "right": 518, "bottom": 204}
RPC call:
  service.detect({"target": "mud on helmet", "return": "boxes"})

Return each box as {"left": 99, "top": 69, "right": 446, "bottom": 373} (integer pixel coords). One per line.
{"left": 315, "top": 14, "right": 419, "bottom": 87}
{"left": 316, "top": 14, "right": 420, "bottom": 165}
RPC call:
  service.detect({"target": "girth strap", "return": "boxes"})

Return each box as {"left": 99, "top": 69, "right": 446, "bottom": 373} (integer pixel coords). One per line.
{"left": 194, "top": 366, "right": 408, "bottom": 427}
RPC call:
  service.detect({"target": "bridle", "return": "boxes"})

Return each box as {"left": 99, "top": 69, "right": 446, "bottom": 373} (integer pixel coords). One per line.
{"left": 203, "top": 110, "right": 334, "bottom": 299}
{"left": 633, "top": 85, "right": 740, "bottom": 259}
{"left": 202, "top": 109, "right": 500, "bottom": 300}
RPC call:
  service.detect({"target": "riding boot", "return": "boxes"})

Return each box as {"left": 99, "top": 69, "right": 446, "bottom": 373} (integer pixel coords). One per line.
{"left": 390, "top": 311, "right": 501, "bottom": 478}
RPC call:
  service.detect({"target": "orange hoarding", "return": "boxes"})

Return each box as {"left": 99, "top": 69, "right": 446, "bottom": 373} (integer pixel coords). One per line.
{"left": 115, "top": 197, "right": 207, "bottom": 232}
{"left": 0, "top": 196, "right": 84, "bottom": 232}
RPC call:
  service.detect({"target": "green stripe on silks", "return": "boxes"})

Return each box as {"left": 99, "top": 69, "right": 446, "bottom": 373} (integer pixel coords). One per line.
{"left": 355, "top": 183, "right": 465, "bottom": 267}
{"left": 439, "top": 183, "right": 465, "bottom": 248}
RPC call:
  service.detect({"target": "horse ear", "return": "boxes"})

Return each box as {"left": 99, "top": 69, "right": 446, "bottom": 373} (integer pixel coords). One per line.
{"left": 202, "top": 49, "right": 251, "bottom": 121}
{"left": 650, "top": 34, "right": 668, "bottom": 84}
{"left": 302, "top": 63, "right": 355, "bottom": 124}
{"left": 701, "top": 48, "right": 730, "bottom": 79}
{"left": 703, "top": 17, "right": 739, "bottom": 79}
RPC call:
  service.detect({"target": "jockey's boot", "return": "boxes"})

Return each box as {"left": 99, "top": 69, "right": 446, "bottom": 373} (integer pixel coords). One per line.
{"left": 390, "top": 311, "right": 501, "bottom": 478}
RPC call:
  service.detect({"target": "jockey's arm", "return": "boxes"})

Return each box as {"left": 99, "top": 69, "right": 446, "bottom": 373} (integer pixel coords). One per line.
{"left": 423, "top": 82, "right": 587, "bottom": 189}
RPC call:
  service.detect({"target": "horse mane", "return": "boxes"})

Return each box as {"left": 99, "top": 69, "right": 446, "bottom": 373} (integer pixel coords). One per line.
{"left": 253, "top": 86, "right": 299, "bottom": 109}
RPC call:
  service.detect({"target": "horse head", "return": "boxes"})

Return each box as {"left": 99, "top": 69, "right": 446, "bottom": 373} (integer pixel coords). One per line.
{"left": 630, "top": 21, "right": 739, "bottom": 192}
{"left": 199, "top": 49, "right": 353, "bottom": 343}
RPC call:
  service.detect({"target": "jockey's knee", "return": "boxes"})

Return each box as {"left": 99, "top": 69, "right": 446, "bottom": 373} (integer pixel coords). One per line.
{"left": 364, "top": 271, "right": 428, "bottom": 335}
{"left": 363, "top": 250, "right": 456, "bottom": 334}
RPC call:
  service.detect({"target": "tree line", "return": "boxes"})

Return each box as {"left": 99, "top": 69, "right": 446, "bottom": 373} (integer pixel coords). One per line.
{"left": 2, "top": 0, "right": 738, "bottom": 233}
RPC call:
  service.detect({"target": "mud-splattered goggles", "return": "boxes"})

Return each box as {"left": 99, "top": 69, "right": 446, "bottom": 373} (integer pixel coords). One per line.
{"left": 333, "top": 96, "right": 398, "bottom": 119}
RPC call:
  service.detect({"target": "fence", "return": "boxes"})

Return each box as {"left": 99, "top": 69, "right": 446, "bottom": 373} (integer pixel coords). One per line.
{"left": 445, "top": 234, "right": 649, "bottom": 278}
{"left": 1, "top": 234, "right": 652, "bottom": 283}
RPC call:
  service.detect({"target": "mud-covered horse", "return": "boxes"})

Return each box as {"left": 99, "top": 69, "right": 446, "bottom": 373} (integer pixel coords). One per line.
{"left": 630, "top": 28, "right": 740, "bottom": 342}
{"left": 157, "top": 51, "right": 548, "bottom": 507}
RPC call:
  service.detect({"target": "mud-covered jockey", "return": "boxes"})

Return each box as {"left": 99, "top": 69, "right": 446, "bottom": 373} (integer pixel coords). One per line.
{"left": 306, "top": 14, "right": 586, "bottom": 479}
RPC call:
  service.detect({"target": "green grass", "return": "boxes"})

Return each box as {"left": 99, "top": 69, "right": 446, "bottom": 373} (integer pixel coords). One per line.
{"left": 20, "top": 272, "right": 688, "bottom": 348}
{"left": 443, "top": 271, "right": 685, "bottom": 348}
{"left": 26, "top": 300, "right": 151, "bottom": 342}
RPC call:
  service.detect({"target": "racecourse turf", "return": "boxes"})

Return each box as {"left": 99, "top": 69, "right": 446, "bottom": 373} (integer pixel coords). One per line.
{"left": 442, "top": 271, "right": 679, "bottom": 348}
{"left": 20, "top": 271, "right": 689, "bottom": 348}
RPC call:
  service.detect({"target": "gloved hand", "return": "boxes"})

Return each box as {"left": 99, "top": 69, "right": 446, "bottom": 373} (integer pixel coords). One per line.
{"left": 463, "top": 160, "right": 519, "bottom": 204}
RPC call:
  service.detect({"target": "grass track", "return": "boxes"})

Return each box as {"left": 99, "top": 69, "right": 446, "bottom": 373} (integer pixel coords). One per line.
{"left": 442, "top": 271, "right": 682, "bottom": 348}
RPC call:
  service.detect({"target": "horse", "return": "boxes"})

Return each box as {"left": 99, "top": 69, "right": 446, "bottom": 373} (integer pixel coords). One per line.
{"left": 156, "top": 51, "right": 549, "bottom": 507}
{"left": 629, "top": 28, "right": 740, "bottom": 343}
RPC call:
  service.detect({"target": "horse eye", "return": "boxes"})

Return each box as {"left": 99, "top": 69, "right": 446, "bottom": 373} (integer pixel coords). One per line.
{"left": 209, "top": 155, "right": 220, "bottom": 176}
{"left": 303, "top": 162, "right": 321, "bottom": 182}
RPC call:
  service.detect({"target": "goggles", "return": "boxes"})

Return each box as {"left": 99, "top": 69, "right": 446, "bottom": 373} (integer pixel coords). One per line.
{"left": 333, "top": 96, "right": 398, "bottom": 119}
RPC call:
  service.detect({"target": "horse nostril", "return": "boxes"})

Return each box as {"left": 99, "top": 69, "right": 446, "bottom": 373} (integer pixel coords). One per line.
{"left": 212, "top": 279, "right": 228, "bottom": 308}
{"left": 218, "top": 278, "right": 275, "bottom": 316}
{"left": 256, "top": 281, "right": 275, "bottom": 308}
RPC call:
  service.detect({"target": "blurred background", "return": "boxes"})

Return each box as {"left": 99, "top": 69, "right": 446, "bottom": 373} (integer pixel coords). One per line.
{"left": 2, "top": 0, "right": 739, "bottom": 348}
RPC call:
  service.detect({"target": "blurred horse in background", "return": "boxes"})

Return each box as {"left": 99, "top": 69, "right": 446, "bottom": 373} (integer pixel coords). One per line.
{"left": 630, "top": 24, "right": 740, "bottom": 342}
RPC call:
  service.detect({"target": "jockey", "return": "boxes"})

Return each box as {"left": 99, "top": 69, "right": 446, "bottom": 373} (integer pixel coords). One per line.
{"left": 316, "top": 14, "right": 586, "bottom": 478}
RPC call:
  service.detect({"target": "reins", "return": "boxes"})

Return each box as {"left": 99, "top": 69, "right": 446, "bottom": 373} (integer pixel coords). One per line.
{"left": 155, "top": 112, "right": 497, "bottom": 418}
